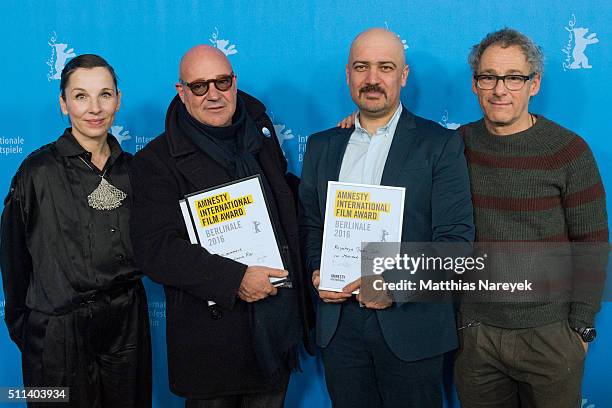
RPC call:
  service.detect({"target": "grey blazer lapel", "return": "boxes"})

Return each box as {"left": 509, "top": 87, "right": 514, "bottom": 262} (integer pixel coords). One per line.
{"left": 381, "top": 108, "right": 418, "bottom": 186}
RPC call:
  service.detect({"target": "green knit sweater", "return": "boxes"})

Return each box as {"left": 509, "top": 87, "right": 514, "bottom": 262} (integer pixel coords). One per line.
{"left": 460, "top": 115, "right": 608, "bottom": 328}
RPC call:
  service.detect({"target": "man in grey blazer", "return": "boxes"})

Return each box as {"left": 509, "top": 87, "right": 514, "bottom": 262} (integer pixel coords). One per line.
{"left": 299, "top": 28, "right": 474, "bottom": 407}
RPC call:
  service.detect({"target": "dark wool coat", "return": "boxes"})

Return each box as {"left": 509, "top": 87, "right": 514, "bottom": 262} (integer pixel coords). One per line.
{"left": 130, "top": 91, "right": 313, "bottom": 399}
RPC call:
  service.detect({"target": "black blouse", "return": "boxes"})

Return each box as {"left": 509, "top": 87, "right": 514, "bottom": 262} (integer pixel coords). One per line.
{"left": 0, "top": 129, "right": 140, "bottom": 349}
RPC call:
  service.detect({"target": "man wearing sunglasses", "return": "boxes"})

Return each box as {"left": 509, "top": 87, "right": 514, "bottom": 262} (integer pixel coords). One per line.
{"left": 455, "top": 28, "right": 608, "bottom": 408}
{"left": 129, "top": 45, "right": 313, "bottom": 407}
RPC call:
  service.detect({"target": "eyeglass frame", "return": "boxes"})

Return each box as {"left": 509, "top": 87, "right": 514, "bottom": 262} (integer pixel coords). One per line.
{"left": 178, "top": 72, "right": 236, "bottom": 96}
{"left": 473, "top": 73, "right": 536, "bottom": 91}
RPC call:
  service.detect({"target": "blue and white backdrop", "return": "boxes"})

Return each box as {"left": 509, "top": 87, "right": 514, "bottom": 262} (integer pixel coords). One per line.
{"left": 1, "top": 1, "right": 611, "bottom": 407}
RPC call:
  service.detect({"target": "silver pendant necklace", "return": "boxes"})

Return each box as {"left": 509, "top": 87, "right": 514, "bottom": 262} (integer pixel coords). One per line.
{"left": 78, "top": 156, "right": 127, "bottom": 211}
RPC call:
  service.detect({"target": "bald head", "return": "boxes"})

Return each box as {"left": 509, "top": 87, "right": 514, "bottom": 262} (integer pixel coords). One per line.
{"left": 176, "top": 44, "right": 238, "bottom": 127}
{"left": 179, "top": 45, "right": 232, "bottom": 80}
{"left": 346, "top": 28, "right": 409, "bottom": 128}
{"left": 349, "top": 28, "right": 406, "bottom": 67}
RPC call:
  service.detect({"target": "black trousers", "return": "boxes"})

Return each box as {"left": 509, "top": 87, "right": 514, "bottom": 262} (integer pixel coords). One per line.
{"left": 321, "top": 301, "right": 443, "bottom": 408}
{"left": 185, "top": 374, "right": 289, "bottom": 408}
{"left": 22, "top": 280, "right": 152, "bottom": 408}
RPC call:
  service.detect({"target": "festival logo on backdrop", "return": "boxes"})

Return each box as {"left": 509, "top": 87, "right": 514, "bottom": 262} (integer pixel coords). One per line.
{"left": 582, "top": 398, "right": 596, "bottom": 408}
{"left": 438, "top": 110, "right": 460, "bottom": 130}
{"left": 210, "top": 27, "right": 238, "bottom": 56}
{"left": 270, "top": 116, "right": 307, "bottom": 164}
{"left": 110, "top": 125, "right": 132, "bottom": 145}
{"left": 46, "top": 31, "right": 76, "bottom": 81}
{"left": 562, "top": 14, "right": 599, "bottom": 71}
{"left": 110, "top": 124, "right": 154, "bottom": 152}
{"left": 385, "top": 22, "right": 409, "bottom": 50}
{"left": 272, "top": 123, "right": 296, "bottom": 147}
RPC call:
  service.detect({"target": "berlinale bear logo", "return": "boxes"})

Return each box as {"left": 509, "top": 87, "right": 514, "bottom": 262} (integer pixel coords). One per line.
{"left": 439, "top": 110, "right": 460, "bottom": 130}
{"left": 110, "top": 125, "right": 132, "bottom": 145}
{"left": 46, "top": 32, "right": 76, "bottom": 81}
{"left": 273, "top": 123, "right": 296, "bottom": 147}
{"left": 562, "top": 14, "right": 599, "bottom": 71}
{"left": 570, "top": 27, "right": 599, "bottom": 69}
{"left": 210, "top": 27, "right": 237, "bottom": 56}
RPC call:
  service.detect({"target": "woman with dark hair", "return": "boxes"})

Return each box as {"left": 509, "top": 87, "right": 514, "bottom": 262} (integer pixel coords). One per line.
{"left": 0, "top": 54, "right": 151, "bottom": 407}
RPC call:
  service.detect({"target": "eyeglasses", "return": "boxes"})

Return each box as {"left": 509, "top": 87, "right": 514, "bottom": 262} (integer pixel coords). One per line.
{"left": 474, "top": 73, "right": 535, "bottom": 91}
{"left": 179, "top": 72, "right": 235, "bottom": 96}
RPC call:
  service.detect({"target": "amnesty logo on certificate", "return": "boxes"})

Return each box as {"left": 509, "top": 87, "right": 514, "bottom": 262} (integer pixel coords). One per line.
{"left": 182, "top": 175, "right": 285, "bottom": 282}
{"left": 193, "top": 191, "right": 254, "bottom": 227}
{"left": 319, "top": 181, "right": 405, "bottom": 292}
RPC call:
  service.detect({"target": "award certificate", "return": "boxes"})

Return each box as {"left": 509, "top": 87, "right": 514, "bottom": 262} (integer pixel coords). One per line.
{"left": 182, "top": 175, "right": 286, "bottom": 286}
{"left": 319, "top": 181, "right": 405, "bottom": 292}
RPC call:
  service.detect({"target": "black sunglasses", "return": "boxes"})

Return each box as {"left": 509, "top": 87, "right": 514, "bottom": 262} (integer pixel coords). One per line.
{"left": 179, "top": 72, "right": 235, "bottom": 96}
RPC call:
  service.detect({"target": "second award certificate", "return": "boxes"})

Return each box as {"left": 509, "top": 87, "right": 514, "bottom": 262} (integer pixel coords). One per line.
{"left": 319, "top": 181, "right": 405, "bottom": 292}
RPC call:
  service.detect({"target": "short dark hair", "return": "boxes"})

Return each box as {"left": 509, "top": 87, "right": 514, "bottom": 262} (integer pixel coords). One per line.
{"left": 468, "top": 28, "right": 544, "bottom": 75}
{"left": 60, "top": 54, "right": 118, "bottom": 99}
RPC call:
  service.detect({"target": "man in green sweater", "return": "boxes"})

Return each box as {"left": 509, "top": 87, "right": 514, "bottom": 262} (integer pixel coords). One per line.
{"left": 455, "top": 28, "right": 608, "bottom": 408}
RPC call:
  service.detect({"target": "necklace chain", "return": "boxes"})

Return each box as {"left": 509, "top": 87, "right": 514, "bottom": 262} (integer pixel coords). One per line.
{"left": 78, "top": 156, "right": 107, "bottom": 178}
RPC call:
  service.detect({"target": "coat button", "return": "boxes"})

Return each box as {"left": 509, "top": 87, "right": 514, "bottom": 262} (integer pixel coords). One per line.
{"left": 210, "top": 306, "right": 222, "bottom": 320}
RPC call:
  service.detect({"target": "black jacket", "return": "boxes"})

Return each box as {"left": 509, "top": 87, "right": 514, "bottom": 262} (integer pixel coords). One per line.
{"left": 130, "top": 91, "right": 313, "bottom": 398}
{"left": 299, "top": 108, "right": 474, "bottom": 360}
{"left": 1, "top": 131, "right": 139, "bottom": 351}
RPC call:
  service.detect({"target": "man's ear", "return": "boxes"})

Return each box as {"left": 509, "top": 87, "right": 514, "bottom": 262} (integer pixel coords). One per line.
{"left": 529, "top": 74, "right": 541, "bottom": 97}
{"left": 400, "top": 64, "right": 409, "bottom": 87}
{"left": 346, "top": 64, "right": 350, "bottom": 86}
{"left": 176, "top": 83, "right": 186, "bottom": 103}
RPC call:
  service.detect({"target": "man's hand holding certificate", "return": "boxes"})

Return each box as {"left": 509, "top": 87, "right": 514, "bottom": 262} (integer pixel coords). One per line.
{"left": 239, "top": 266, "right": 288, "bottom": 302}
{"left": 311, "top": 269, "right": 351, "bottom": 303}
{"left": 318, "top": 182, "right": 405, "bottom": 307}
{"left": 312, "top": 269, "right": 392, "bottom": 309}
{"left": 181, "top": 175, "right": 290, "bottom": 304}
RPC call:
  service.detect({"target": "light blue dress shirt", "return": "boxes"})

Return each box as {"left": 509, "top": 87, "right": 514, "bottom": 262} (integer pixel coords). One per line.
{"left": 338, "top": 104, "right": 403, "bottom": 185}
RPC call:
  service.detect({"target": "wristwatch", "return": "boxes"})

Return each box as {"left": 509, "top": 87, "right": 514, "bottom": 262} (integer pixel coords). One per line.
{"left": 573, "top": 327, "right": 597, "bottom": 342}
